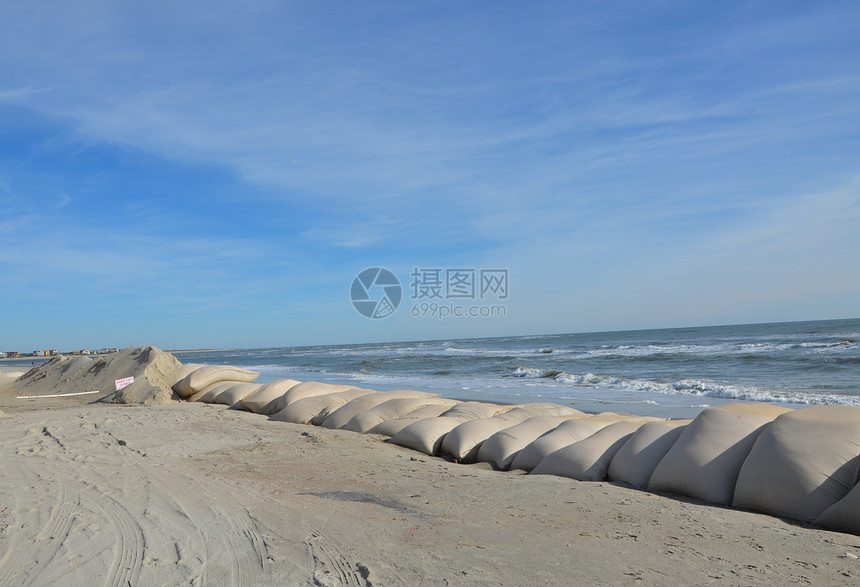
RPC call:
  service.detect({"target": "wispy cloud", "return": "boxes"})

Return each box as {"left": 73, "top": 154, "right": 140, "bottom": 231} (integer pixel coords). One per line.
{"left": 1, "top": 2, "right": 859, "bottom": 347}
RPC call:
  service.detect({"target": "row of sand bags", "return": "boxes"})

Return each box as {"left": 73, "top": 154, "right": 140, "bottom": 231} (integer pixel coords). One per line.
{"left": 172, "top": 364, "right": 298, "bottom": 413}
{"left": 321, "top": 394, "right": 860, "bottom": 535}
{"left": 387, "top": 403, "right": 582, "bottom": 456}
{"left": 636, "top": 403, "right": 860, "bottom": 535}
{"left": 171, "top": 365, "right": 860, "bottom": 536}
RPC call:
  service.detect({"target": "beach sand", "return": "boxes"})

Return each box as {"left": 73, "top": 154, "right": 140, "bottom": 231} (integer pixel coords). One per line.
{"left": 1, "top": 381, "right": 859, "bottom": 585}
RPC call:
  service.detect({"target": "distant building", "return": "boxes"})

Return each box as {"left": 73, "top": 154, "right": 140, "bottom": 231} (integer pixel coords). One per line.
{"left": 0, "top": 352, "right": 6, "bottom": 358}
{"left": 80, "top": 349, "right": 92, "bottom": 355}
{"left": 5, "top": 351, "right": 20, "bottom": 358}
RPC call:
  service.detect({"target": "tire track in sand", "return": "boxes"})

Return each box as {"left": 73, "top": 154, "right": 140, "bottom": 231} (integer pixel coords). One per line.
{"left": 251, "top": 492, "right": 371, "bottom": 586}
{"left": 79, "top": 488, "right": 143, "bottom": 587}
{"left": 68, "top": 422, "right": 267, "bottom": 586}
{"left": 208, "top": 484, "right": 270, "bottom": 585}
{"left": 138, "top": 465, "right": 270, "bottom": 585}
{"left": 307, "top": 531, "right": 371, "bottom": 587}
{"left": 0, "top": 464, "right": 80, "bottom": 586}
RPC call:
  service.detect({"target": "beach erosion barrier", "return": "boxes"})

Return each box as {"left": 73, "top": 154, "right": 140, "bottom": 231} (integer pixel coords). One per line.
{"left": 168, "top": 360, "right": 860, "bottom": 537}
{"left": 12, "top": 349, "right": 860, "bottom": 536}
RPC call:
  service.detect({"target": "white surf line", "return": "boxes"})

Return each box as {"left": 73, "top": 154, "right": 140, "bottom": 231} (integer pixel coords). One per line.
{"left": 17, "top": 390, "right": 100, "bottom": 399}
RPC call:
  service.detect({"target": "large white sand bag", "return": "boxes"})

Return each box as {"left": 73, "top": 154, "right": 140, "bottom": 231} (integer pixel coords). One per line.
{"left": 814, "top": 479, "right": 860, "bottom": 535}
{"left": 238, "top": 379, "right": 302, "bottom": 414}
{"left": 367, "top": 404, "right": 460, "bottom": 436}
{"left": 211, "top": 383, "right": 262, "bottom": 406}
{"left": 440, "top": 402, "right": 512, "bottom": 421}
{"left": 648, "top": 403, "right": 792, "bottom": 505}
{"left": 508, "top": 403, "right": 584, "bottom": 418}
{"left": 188, "top": 381, "right": 235, "bottom": 403}
{"left": 309, "top": 390, "right": 378, "bottom": 426}
{"left": 531, "top": 421, "right": 648, "bottom": 481}
{"left": 321, "top": 390, "right": 440, "bottom": 429}
{"left": 270, "top": 389, "right": 374, "bottom": 424}
{"left": 438, "top": 408, "right": 572, "bottom": 463}
{"left": 390, "top": 417, "right": 468, "bottom": 455}
{"left": 510, "top": 413, "right": 634, "bottom": 472}
{"left": 173, "top": 365, "right": 259, "bottom": 398}
{"left": 172, "top": 362, "right": 205, "bottom": 386}
{"left": 342, "top": 398, "right": 459, "bottom": 433}
{"left": 477, "top": 416, "right": 576, "bottom": 470}
{"left": 733, "top": 405, "right": 860, "bottom": 523}
{"left": 608, "top": 420, "right": 691, "bottom": 489}
{"left": 272, "top": 381, "right": 360, "bottom": 413}
{"left": 441, "top": 418, "right": 524, "bottom": 463}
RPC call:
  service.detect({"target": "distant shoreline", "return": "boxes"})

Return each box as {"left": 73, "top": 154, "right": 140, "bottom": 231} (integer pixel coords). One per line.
{"left": 1, "top": 348, "right": 224, "bottom": 362}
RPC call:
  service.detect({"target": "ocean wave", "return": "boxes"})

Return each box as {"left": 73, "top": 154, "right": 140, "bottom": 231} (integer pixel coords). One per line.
{"left": 314, "top": 336, "right": 860, "bottom": 363}
{"left": 444, "top": 346, "right": 550, "bottom": 358}
{"left": 506, "top": 366, "right": 860, "bottom": 407}
{"left": 575, "top": 339, "right": 859, "bottom": 359}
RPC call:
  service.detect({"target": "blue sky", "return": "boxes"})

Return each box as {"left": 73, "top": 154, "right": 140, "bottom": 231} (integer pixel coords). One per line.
{"left": 1, "top": 1, "right": 859, "bottom": 351}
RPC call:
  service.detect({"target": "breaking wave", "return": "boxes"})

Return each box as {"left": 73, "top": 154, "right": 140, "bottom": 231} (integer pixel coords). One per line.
{"left": 507, "top": 366, "right": 860, "bottom": 407}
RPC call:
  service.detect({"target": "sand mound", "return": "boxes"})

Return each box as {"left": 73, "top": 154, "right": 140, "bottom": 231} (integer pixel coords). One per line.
{"left": 13, "top": 346, "right": 183, "bottom": 405}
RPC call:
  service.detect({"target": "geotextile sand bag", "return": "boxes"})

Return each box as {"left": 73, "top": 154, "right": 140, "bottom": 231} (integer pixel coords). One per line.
{"left": 173, "top": 365, "right": 259, "bottom": 398}
{"left": 342, "top": 398, "right": 459, "bottom": 433}
{"left": 238, "top": 379, "right": 302, "bottom": 414}
{"left": 438, "top": 408, "right": 569, "bottom": 463}
{"left": 440, "top": 402, "right": 511, "bottom": 421}
{"left": 814, "top": 481, "right": 860, "bottom": 535}
{"left": 390, "top": 417, "right": 467, "bottom": 455}
{"left": 272, "top": 381, "right": 360, "bottom": 413}
{"left": 608, "top": 420, "right": 691, "bottom": 489}
{"left": 309, "top": 390, "right": 379, "bottom": 426}
{"left": 733, "top": 405, "right": 860, "bottom": 523}
{"left": 505, "top": 403, "right": 584, "bottom": 418}
{"left": 211, "top": 383, "right": 262, "bottom": 406}
{"left": 321, "top": 390, "right": 440, "bottom": 430}
{"left": 173, "top": 362, "right": 205, "bottom": 386}
{"left": 648, "top": 403, "right": 792, "bottom": 505}
{"left": 531, "top": 421, "right": 648, "bottom": 481}
{"left": 476, "top": 416, "right": 576, "bottom": 470}
{"left": 510, "top": 413, "right": 633, "bottom": 472}
{"left": 188, "top": 381, "right": 234, "bottom": 403}
{"left": 367, "top": 404, "right": 460, "bottom": 436}
{"left": 270, "top": 389, "right": 375, "bottom": 424}
{"left": 440, "top": 418, "right": 524, "bottom": 463}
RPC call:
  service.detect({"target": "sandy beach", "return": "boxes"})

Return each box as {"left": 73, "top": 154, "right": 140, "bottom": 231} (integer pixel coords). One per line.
{"left": 1, "top": 376, "right": 859, "bottom": 586}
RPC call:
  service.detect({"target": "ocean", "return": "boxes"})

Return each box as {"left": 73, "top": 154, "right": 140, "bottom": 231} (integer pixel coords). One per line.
{"left": 174, "top": 318, "right": 860, "bottom": 419}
